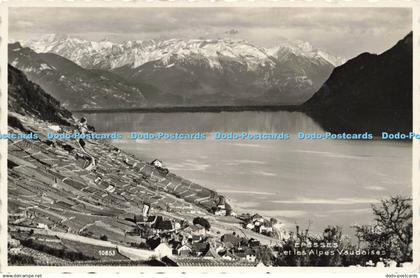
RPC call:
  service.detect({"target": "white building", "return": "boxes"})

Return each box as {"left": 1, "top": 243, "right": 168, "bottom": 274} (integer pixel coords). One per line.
{"left": 37, "top": 223, "right": 49, "bottom": 230}
{"left": 259, "top": 225, "right": 273, "bottom": 234}
{"left": 246, "top": 223, "right": 255, "bottom": 230}
{"left": 246, "top": 254, "right": 257, "bottom": 262}
{"left": 153, "top": 243, "right": 173, "bottom": 258}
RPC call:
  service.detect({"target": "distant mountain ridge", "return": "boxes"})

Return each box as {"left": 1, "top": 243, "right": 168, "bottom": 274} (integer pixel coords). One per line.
{"left": 19, "top": 34, "right": 345, "bottom": 106}
{"left": 9, "top": 42, "right": 147, "bottom": 110}
{"left": 22, "top": 34, "right": 345, "bottom": 70}
{"left": 304, "top": 32, "right": 413, "bottom": 134}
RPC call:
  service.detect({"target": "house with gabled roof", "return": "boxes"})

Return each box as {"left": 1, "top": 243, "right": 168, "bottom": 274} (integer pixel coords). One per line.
{"left": 176, "top": 244, "right": 192, "bottom": 257}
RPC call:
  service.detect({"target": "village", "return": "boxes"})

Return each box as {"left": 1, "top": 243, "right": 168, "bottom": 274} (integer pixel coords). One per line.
{"left": 8, "top": 112, "right": 283, "bottom": 266}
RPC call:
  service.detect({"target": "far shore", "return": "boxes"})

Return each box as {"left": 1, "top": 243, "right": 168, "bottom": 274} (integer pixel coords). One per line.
{"left": 71, "top": 105, "right": 301, "bottom": 114}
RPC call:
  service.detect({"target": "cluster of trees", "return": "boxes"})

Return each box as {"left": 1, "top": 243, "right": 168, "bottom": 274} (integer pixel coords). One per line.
{"left": 193, "top": 217, "right": 211, "bottom": 230}
{"left": 274, "top": 195, "right": 412, "bottom": 267}
{"left": 353, "top": 196, "right": 412, "bottom": 263}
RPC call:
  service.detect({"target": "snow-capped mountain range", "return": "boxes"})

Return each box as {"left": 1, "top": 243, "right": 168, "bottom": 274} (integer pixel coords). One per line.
{"left": 22, "top": 34, "right": 345, "bottom": 70}
{"left": 14, "top": 34, "right": 346, "bottom": 107}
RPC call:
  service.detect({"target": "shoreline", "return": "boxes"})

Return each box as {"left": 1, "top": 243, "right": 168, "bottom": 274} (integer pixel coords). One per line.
{"left": 71, "top": 105, "right": 300, "bottom": 114}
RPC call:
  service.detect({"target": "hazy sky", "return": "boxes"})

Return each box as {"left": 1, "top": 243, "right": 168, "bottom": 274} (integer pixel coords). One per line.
{"left": 10, "top": 7, "right": 412, "bottom": 59}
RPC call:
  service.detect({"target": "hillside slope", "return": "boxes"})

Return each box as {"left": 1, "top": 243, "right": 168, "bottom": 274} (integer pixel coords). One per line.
{"left": 8, "top": 64, "right": 72, "bottom": 126}
{"left": 303, "top": 32, "right": 412, "bottom": 134}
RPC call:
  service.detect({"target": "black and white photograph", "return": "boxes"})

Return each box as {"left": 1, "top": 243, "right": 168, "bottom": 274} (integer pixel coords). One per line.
{"left": 5, "top": 4, "right": 415, "bottom": 269}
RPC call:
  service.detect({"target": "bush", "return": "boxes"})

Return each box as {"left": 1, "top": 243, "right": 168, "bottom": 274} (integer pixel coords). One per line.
{"left": 193, "top": 217, "right": 211, "bottom": 230}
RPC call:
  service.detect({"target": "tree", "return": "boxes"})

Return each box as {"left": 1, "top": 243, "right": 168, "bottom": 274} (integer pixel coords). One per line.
{"left": 353, "top": 195, "right": 412, "bottom": 264}
{"left": 193, "top": 217, "right": 211, "bottom": 230}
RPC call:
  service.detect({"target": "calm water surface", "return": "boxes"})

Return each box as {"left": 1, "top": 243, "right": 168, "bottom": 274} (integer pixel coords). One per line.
{"left": 78, "top": 111, "right": 412, "bottom": 234}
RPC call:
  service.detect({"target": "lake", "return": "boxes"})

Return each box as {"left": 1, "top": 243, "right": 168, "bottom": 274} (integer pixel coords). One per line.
{"left": 77, "top": 111, "right": 412, "bottom": 234}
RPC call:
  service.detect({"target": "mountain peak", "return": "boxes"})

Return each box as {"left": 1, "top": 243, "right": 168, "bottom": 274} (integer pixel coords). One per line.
{"left": 9, "top": 42, "right": 22, "bottom": 51}
{"left": 295, "top": 40, "right": 313, "bottom": 52}
{"left": 269, "top": 40, "right": 346, "bottom": 67}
